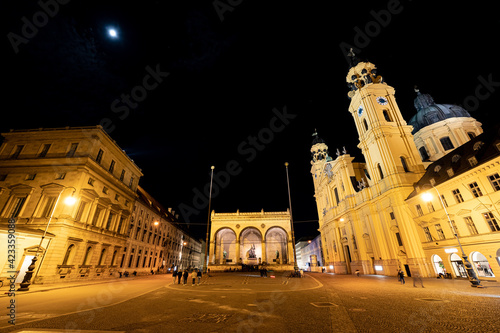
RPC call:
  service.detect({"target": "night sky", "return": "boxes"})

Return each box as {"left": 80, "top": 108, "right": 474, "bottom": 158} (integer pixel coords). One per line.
{"left": 3, "top": 1, "right": 499, "bottom": 239}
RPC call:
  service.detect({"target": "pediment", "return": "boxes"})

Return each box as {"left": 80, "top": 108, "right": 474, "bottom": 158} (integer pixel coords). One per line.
{"left": 456, "top": 209, "right": 471, "bottom": 216}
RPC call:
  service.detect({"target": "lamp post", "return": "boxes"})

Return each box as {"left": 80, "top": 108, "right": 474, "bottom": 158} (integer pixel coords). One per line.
{"left": 153, "top": 221, "right": 159, "bottom": 271}
{"left": 421, "top": 184, "right": 483, "bottom": 287}
{"left": 204, "top": 166, "right": 214, "bottom": 273}
{"left": 285, "top": 162, "right": 298, "bottom": 271}
{"left": 18, "top": 186, "right": 76, "bottom": 291}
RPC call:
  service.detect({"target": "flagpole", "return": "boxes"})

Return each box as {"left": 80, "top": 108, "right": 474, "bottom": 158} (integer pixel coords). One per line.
{"left": 285, "top": 162, "right": 298, "bottom": 271}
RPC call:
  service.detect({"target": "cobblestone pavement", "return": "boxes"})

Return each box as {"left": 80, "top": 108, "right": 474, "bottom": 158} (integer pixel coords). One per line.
{"left": 0, "top": 272, "right": 499, "bottom": 332}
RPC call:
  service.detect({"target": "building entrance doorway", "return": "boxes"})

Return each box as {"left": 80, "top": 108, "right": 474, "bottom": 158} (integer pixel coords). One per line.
{"left": 15, "top": 255, "right": 35, "bottom": 283}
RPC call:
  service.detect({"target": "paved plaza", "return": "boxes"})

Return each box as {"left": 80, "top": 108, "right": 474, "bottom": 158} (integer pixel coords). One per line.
{"left": 1, "top": 271, "right": 499, "bottom": 332}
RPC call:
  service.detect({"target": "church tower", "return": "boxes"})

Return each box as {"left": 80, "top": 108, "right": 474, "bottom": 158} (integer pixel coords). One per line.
{"left": 346, "top": 58, "right": 426, "bottom": 188}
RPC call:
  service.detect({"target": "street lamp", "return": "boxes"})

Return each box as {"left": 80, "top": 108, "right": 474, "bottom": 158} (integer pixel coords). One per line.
{"left": 421, "top": 184, "right": 483, "bottom": 288}
{"left": 18, "top": 186, "right": 77, "bottom": 291}
{"left": 153, "top": 221, "right": 159, "bottom": 271}
{"left": 204, "top": 166, "right": 214, "bottom": 273}
{"left": 285, "top": 162, "right": 298, "bottom": 271}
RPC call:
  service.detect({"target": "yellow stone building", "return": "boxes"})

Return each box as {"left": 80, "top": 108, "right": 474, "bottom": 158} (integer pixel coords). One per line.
{"left": 0, "top": 126, "right": 201, "bottom": 285}
{"left": 312, "top": 58, "right": 499, "bottom": 280}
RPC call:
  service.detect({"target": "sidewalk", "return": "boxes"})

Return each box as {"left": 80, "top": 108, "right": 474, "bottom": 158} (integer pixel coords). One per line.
{"left": 0, "top": 273, "right": 167, "bottom": 298}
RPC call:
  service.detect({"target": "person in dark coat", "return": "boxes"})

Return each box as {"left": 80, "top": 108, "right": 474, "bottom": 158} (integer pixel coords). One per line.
{"left": 197, "top": 268, "right": 202, "bottom": 285}
{"left": 182, "top": 269, "right": 189, "bottom": 285}
{"left": 177, "top": 270, "right": 182, "bottom": 284}
{"left": 172, "top": 270, "right": 177, "bottom": 284}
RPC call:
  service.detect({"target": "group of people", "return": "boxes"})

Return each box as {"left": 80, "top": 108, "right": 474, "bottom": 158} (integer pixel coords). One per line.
{"left": 397, "top": 269, "right": 424, "bottom": 287}
{"left": 172, "top": 268, "right": 202, "bottom": 286}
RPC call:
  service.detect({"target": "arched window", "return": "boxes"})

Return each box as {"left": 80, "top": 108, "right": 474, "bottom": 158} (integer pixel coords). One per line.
{"left": 363, "top": 119, "right": 368, "bottom": 131}
{"left": 383, "top": 110, "right": 392, "bottom": 122}
{"left": 62, "top": 244, "right": 75, "bottom": 265}
{"left": 83, "top": 246, "right": 93, "bottom": 265}
{"left": 377, "top": 164, "right": 384, "bottom": 179}
{"left": 111, "top": 250, "right": 118, "bottom": 266}
{"left": 98, "top": 248, "right": 106, "bottom": 266}
{"left": 400, "top": 156, "right": 409, "bottom": 172}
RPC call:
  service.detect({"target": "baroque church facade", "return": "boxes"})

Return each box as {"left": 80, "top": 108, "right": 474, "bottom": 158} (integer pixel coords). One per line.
{"left": 311, "top": 58, "right": 499, "bottom": 280}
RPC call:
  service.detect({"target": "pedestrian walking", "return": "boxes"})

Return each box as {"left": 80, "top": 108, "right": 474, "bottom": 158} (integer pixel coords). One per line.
{"left": 177, "top": 270, "right": 182, "bottom": 284}
{"left": 398, "top": 270, "right": 405, "bottom": 284}
{"left": 197, "top": 268, "right": 202, "bottom": 285}
{"left": 172, "top": 270, "right": 177, "bottom": 284}
{"left": 413, "top": 272, "right": 424, "bottom": 288}
{"left": 191, "top": 270, "right": 197, "bottom": 286}
{"left": 182, "top": 269, "right": 189, "bottom": 285}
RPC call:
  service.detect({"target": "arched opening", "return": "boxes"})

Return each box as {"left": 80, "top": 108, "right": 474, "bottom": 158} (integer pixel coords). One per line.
{"left": 471, "top": 251, "right": 495, "bottom": 277}
{"left": 377, "top": 164, "right": 384, "bottom": 179}
{"left": 98, "top": 248, "right": 106, "bottom": 266}
{"left": 450, "top": 253, "right": 467, "bottom": 278}
{"left": 62, "top": 244, "right": 75, "bottom": 265}
{"left": 431, "top": 254, "right": 445, "bottom": 276}
{"left": 82, "top": 246, "right": 93, "bottom": 265}
{"left": 363, "top": 119, "right": 368, "bottom": 131}
{"left": 265, "top": 227, "right": 288, "bottom": 265}
{"left": 383, "top": 109, "right": 392, "bottom": 122}
{"left": 214, "top": 228, "right": 237, "bottom": 264}
{"left": 239, "top": 227, "right": 262, "bottom": 265}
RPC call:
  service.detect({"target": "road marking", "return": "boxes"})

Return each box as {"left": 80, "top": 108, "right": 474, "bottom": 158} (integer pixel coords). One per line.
{"left": 311, "top": 302, "right": 338, "bottom": 308}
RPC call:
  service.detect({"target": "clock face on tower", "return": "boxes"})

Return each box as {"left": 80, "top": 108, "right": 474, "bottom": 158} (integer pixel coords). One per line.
{"left": 376, "top": 96, "right": 388, "bottom": 105}
{"left": 357, "top": 105, "right": 364, "bottom": 117}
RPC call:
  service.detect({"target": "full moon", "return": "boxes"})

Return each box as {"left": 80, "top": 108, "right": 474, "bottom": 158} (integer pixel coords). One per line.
{"left": 108, "top": 28, "right": 118, "bottom": 38}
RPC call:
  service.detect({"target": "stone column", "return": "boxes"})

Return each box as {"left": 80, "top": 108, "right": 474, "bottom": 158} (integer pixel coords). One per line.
{"left": 261, "top": 240, "right": 266, "bottom": 264}
{"left": 235, "top": 238, "right": 240, "bottom": 264}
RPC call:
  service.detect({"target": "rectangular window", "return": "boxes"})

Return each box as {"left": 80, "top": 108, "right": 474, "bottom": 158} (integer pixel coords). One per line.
{"left": 67, "top": 143, "right": 79, "bottom": 157}
{"left": 452, "top": 189, "right": 464, "bottom": 203}
{"left": 106, "top": 213, "right": 114, "bottom": 230}
{"left": 440, "top": 137, "right": 455, "bottom": 151}
{"left": 468, "top": 182, "right": 483, "bottom": 197}
{"left": 41, "top": 196, "right": 57, "bottom": 218}
{"left": 427, "top": 202, "right": 435, "bottom": 213}
{"left": 38, "top": 144, "right": 51, "bottom": 158}
{"left": 129, "top": 176, "right": 134, "bottom": 189}
{"left": 25, "top": 174, "right": 36, "bottom": 180}
{"left": 109, "top": 160, "right": 115, "bottom": 173}
{"left": 435, "top": 224, "right": 445, "bottom": 240}
{"left": 120, "top": 169, "right": 125, "bottom": 181}
{"left": 9, "top": 197, "right": 26, "bottom": 218}
{"left": 464, "top": 216, "right": 478, "bottom": 235}
{"left": 468, "top": 157, "right": 478, "bottom": 167}
{"left": 55, "top": 173, "right": 66, "bottom": 180}
{"left": 423, "top": 227, "right": 432, "bottom": 242}
{"left": 11, "top": 145, "right": 24, "bottom": 159}
{"left": 483, "top": 212, "right": 500, "bottom": 232}
{"left": 440, "top": 194, "right": 448, "bottom": 207}
{"left": 75, "top": 201, "right": 87, "bottom": 222}
{"left": 450, "top": 220, "right": 460, "bottom": 236}
{"left": 334, "top": 188, "right": 339, "bottom": 205}
{"left": 488, "top": 173, "right": 500, "bottom": 191}
{"left": 92, "top": 207, "right": 102, "bottom": 226}
{"left": 96, "top": 149, "right": 104, "bottom": 164}
{"left": 416, "top": 204, "right": 424, "bottom": 216}
{"left": 395, "top": 232, "right": 403, "bottom": 246}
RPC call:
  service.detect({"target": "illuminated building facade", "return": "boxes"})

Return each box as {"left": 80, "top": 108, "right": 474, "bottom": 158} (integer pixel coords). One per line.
{"left": 311, "top": 58, "right": 499, "bottom": 280}
{"left": 208, "top": 210, "right": 294, "bottom": 271}
{"left": 0, "top": 126, "right": 201, "bottom": 285}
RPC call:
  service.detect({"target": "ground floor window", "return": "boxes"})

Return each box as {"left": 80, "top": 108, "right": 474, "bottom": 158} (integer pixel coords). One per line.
{"left": 450, "top": 253, "right": 467, "bottom": 278}
{"left": 432, "top": 254, "right": 446, "bottom": 275}
{"left": 471, "top": 251, "right": 495, "bottom": 277}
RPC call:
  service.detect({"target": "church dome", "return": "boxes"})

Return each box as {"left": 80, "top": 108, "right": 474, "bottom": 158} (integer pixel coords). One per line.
{"left": 408, "top": 90, "right": 471, "bottom": 134}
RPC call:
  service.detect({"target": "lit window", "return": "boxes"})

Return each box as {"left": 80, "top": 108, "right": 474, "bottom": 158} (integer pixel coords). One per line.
{"left": 416, "top": 204, "right": 424, "bottom": 216}
{"left": 464, "top": 216, "right": 478, "bottom": 235}
{"left": 435, "top": 224, "right": 445, "bottom": 240}
{"left": 488, "top": 173, "right": 500, "bottom": 191}
{"left": 452, "top": 189, "right": 464, "bottom": 203}
{"left": 483, "top": 212, "right": 500, "bottom": 232}
{"left": 468, "top": 182, "right": 483, "bottom": 197}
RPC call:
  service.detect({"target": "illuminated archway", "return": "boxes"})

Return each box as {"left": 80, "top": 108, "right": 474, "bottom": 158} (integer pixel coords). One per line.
{"left": 265, "top": 227, "right": 288, "bottom": 264}
{"left": 471, "top": 251, "right": 495, "bottom": 277}
{"left": 431, "top": 254, "right": 445, "bottom": 275}
{"left": 239, "top": 227, "right": 262, "bottom": 265}
{"left": 214, "top": 228, "right": 237, "bottom": 264}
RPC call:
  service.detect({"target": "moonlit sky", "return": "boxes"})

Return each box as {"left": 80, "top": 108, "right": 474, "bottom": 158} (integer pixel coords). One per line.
{"left": 3, "top": 1, "right": 499, "bottom": 238}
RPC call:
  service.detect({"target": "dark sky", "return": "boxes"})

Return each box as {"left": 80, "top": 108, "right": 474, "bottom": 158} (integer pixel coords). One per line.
{"left": 3, "top": 0, "right": 499, "bottom": 239}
